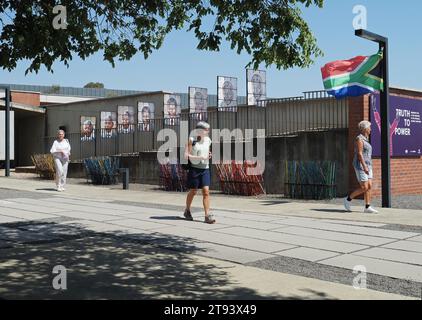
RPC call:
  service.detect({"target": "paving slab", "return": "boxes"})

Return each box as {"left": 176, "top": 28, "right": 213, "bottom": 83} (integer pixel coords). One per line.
{"left": 271, "top": 218, "right": 420, "bottom": 239}
{"left": 319, "top": 254, "right": 422, "bottom": 282}
{"left": 274, "top": 247, "right": 340, "bottom": 262}
{"left": 0, "top": 208, "right": 59, "bottom": 221}
{"left": 407, "top": 235, "right": 422, "bottom": 243}
{"left": 49, "top": 197, "right": 148, "bottom": 213}
{"left": 0, "top": 215, "right": 25, "bottom": 224}
{"left": 0, "top": 200, "right": 67, "bottom": 214}
{"left": 59, "top": 220, "right": 150, "bottom": 235}
{"left": 275, "top": 226, "right": 395, "bottom": 246}
{"left": 192, "top": 242, "right": 276, "bottom": 264}
{"left": 53, "top": 211, "right": 123, "bottom": 222}
{"left": 121, "top": 213, "right": 228, "bottom": 230}
{"left": 18, "top": 223, "right": 86, "bottom": 237}
{"left": 382, "top": 240, "right": 422, "bottom": 254}
{"left": 353, "top": 247, "right": 422, "bottom": 266}
{"left": 0, "top": 234, "right": 413, "bottom": 300}
{"left": 107, "top": 218, "right": 175, "bottom": 231}
{"left": 215, "top": 227, "right": 369, "bottom": 253}
{"left": 7, "top": 198, "right": 139, "bottom": 216}
{"left": 212, "top": 210, "right": 284, "bottom": 222}
{"left": 155, "top": 226, "right": 297, "bottom": 254}
{"left": 118, "top": 232, "right": 266, "bottom": 263}
{"left": 310, "top": 218, "right": 387, "bottom": 228}
{"left": 208, "top": 216, "right": 283, "bottom": 231}
{"left": 0, "top": 226, "right": 58, "bottom": 244}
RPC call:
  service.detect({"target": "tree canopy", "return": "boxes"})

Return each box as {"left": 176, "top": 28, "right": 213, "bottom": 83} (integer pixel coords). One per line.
{"left": 0, "top": 0, "right": 324, "bottom": 74}
{"left": 84, "top": 82, "right": 105, "bottom": 88}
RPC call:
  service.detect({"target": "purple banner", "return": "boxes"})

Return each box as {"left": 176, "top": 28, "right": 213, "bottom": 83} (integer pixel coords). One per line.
{"left": 371, "top": 94, "right": 422, "bottom": 157}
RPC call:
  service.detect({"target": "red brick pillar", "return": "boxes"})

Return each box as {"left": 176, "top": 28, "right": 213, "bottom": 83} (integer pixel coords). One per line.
{"left": 347, "top": 95, "right": 373, "bottom": 196}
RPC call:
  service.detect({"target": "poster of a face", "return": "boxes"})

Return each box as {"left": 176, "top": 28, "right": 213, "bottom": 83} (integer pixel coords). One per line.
{"left": 100, "top": 112, "right": 117, "bottom": 138}
{"left": 247, "top": 69, "right": 266, "bottom": 106}
{"left": 118, "top": 106, "right": 135, "bottom": 133}
{"left": 138, "top": 102, "right": 155, "bottom": 131}
{"left": 217, "top": 76, "right": 237, "bottom": 111}
{"left": 80, "top": 116, "right": 96, "bottom": 141}
{"left": 189, "top": 87, "right": 208, "bottom": 120}
{"left": 164, "top": 94, "right": 181, "bottom": 125}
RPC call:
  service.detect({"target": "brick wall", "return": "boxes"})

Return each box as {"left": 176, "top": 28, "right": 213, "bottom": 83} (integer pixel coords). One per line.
{"left": 348, "top": 89, "right": 422, "bottom": 197}
{"left": 11, "top": 91, "right": 40, "bottom": 106}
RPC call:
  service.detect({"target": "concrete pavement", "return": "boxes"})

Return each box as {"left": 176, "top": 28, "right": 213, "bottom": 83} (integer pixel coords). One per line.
{"left": 0, "top": 175, "right": 421, "bottom": 299}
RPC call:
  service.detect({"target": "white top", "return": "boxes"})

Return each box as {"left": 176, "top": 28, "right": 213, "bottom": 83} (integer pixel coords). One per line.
{"left": 50, "top": 139, "right": 71, "bottom": 161}
{"left": 189, "top": 136, "right": 211, "bottom": 169}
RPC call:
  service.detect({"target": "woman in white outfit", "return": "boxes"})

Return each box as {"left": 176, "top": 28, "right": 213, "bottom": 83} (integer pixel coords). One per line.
{"left": 50, "top": 130, "right": 71, "bottom": 192}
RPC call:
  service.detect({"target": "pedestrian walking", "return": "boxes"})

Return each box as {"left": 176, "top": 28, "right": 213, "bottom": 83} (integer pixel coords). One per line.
{"left": 344, "top": 120, "right": 379, "bottom": 213}
{"left": 50, "top": 130, "right": 71, "bottom": 192}
{"left": 183, "top": 121, "right": 215, "bottom": 224}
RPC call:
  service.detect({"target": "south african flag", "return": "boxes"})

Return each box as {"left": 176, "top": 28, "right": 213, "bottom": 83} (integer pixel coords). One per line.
{"left": 321, "top": 51, "right": 384, "bottom": 99}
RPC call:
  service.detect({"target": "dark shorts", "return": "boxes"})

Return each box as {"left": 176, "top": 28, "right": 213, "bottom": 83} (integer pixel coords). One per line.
{"left": 187, "top": 167, "right": 211, "bottom": 190}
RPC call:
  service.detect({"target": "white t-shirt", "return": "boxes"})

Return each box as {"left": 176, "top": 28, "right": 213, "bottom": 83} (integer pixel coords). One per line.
{"left": 190, "top": 136, "right": 211, "bottom": 169}
{"left": 50, "top": 139, "right": 71, "bottom": 161}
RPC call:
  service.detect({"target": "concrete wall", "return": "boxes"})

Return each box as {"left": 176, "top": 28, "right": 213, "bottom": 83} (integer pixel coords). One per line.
{"left": 45, "top": 92, "right": 169, "bottom": 136}
{"left": 68, "top": 130, "right": 349, "bottom": 196}
{"left": 264, "top": 130, "right": 349, "bottom": 196}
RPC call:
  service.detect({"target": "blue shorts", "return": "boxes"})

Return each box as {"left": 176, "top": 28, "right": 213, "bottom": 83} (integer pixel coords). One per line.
{"left": 188, "top": 168, "right": 211, "bottom": 189}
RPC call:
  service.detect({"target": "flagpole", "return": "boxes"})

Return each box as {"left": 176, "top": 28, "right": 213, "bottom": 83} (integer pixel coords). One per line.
{"left": 1, "top": 85, "right": 11, "bottom": 177}
{"left": 355, "top": 29, "right": 391, "bottom": 208}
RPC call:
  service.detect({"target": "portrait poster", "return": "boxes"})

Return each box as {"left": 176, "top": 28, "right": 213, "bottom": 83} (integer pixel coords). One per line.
{"left": 247, "top": 69, "right": 266, "bottom": 106}
{"left": 80, "top": 116, "right": 96, "bottom": 141}
{"left": 138, "top": 102, "right": 155, "bottom": 131}
{"left": 189, "top": 87, "right": 208, "bottom": 120}
{"left": 100, "top": 111, "right": 117, "bottom": 138}
{"left": 118, "top": 106, "right": 135, "bottom": 133}
{"left": 164, "top": 94, "right": 181, "bottom": 125}
{"left": 217, "top": 76, "right": 237, "bottom": 112}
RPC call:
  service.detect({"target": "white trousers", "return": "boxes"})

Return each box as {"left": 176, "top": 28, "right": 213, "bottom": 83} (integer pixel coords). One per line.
{"left": 54, "top": 158, "right": 69, "bottom": 189}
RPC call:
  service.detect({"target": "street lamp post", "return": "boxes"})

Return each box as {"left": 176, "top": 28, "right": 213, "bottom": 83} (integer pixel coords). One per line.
{"left": 1, "top": 85, "right": 11, "bottom": 177}
{"left": 355, "top": 29, "right": 391, "bottom": 208}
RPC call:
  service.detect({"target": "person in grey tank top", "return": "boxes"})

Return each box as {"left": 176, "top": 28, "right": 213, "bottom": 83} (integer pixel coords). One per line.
{"left": 344, "top": 120, "right": 379, "bottom": 214}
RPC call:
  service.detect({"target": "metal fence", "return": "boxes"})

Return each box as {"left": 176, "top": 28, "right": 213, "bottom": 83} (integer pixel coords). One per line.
{"left": 39, "top": 92, "right": 349, "bottom": 160}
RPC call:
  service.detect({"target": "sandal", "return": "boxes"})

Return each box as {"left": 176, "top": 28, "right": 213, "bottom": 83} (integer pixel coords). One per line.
{"left": 204, "top": 213, "right": 216, "bottom": 224}
{"left": 184, "top": 209, "right": 193, "bottom": 221}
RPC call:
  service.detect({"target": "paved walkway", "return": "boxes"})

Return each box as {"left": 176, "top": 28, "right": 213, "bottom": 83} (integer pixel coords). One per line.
{"left": 0, "top": 175, "right": 421, "bottom": 299}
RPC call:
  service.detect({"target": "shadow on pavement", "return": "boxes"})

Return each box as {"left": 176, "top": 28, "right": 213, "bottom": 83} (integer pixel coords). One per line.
{"left": 149, "top": 216, "right": 186, "bottom": 221}
{"left": 0, "top": 221, "right": 335, "bottom": 300}
{"left": 259, "top": 200, "right": 291, "bottom": 206}
{"left": 311, "top": 209, "right": 349, "bottom": 214}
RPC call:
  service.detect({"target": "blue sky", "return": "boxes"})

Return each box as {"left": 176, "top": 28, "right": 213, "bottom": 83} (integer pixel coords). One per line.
{"left": 1, "top": 0, "right": 421, "bottom": 97}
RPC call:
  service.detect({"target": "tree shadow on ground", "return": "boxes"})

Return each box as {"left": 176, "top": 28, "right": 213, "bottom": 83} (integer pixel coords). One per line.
{"left": 0, "top": 221, "right": 335, "bottom": 300}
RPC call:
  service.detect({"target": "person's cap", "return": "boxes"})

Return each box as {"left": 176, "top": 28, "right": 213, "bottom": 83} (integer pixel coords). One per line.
{"left": 196, "top": 121, "right": 210, "bottom": 130}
